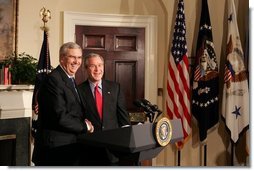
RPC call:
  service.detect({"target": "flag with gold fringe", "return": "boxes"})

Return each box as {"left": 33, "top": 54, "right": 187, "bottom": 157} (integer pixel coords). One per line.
{"left": 191, "top": 0, "right": 219, "bottom": 143}
{"left": 31, "top": 30, "right": 52, "bottom": 137}
{"left": 221, "top": 0, "right": 249, "bottom": 143}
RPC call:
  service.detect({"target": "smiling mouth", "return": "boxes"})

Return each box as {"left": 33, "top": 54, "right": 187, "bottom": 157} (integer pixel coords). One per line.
{"left": 71, "top": 65, "right": 79, "bottom": 69}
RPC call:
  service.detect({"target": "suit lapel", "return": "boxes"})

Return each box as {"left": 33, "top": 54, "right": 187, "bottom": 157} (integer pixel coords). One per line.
{"left": 102, "top": 80, "right": 112, "bottom": 119}
{"left": 69, "top": 79, "right": 81, "bottom": 103}
{"left": 57, "top": 66, "right": 81, "bottom": 104}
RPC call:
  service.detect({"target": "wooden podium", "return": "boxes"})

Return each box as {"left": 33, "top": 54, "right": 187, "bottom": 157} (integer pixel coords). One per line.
{"left": 78, "top": 119, "right": 183, "bottom": 165}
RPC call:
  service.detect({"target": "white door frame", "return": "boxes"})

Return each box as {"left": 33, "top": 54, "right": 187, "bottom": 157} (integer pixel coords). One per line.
{"left": 63, "top": 11, "right": 158, "bottom": 105}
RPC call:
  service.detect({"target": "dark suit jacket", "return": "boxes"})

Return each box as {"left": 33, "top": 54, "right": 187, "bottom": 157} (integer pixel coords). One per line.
{"left": 78, "top": 79, "right": 130, "bottom": 165}
{"left": 78, "top": 79, "right": 130, "bottom": 131}
{"left": 32, "top": 66, "right": 88, "bottom": 163}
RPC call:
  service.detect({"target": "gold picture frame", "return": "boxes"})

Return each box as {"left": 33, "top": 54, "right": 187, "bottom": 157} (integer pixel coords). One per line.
{"left": 0, "top": 0, "right": 18, "bottom": 60}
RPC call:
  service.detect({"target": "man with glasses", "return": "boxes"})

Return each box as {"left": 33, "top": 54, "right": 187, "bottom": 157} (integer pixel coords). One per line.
{"left": 32, "top": 42, "right": 94, "bottom": 166}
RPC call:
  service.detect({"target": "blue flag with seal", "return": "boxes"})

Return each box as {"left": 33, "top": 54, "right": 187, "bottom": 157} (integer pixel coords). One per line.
{"left": 32, "top": 30, "right": 52, "bottom": 137}
{"left": 191, "top": 0, "right": 219, "bottom": 143}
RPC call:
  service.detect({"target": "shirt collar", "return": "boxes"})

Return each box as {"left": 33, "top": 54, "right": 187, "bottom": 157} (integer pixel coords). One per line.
{"left": 88, "top": 80, "right": 102, "bottom": 90}
{"left": 60, "top": 65, "right": 75, "bottom": 79}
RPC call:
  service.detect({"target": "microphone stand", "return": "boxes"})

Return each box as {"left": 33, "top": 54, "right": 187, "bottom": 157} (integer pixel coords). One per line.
{"left": 145, "top": 111, "right": 154, "bottom": 123}
{"left": 152, "top": 110, "right": 162, "bottom": 123}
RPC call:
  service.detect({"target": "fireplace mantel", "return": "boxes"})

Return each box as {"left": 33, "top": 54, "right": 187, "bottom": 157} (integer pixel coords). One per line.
{"left": 0, "top": 85, "right": 34, "bottom": 119}
{"left": 0, "top": 85, "right": 34, "bottom": 91}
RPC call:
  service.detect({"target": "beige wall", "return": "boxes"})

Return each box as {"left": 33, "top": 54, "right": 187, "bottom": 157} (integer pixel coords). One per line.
{"left": 18, "top": 0, "right": 249, "bottom": 166}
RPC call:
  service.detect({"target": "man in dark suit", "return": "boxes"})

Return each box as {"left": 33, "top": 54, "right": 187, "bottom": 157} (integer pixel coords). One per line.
{"left": 78, "top": 53, "right": 131, "bottom": 165}
{"left": 32, "top": 42, "right": 94, "bottom": 166}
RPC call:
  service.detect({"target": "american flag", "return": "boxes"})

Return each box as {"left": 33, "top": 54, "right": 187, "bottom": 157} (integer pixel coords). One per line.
{"left": 31, "top": 30, "right": 52, "bottom": 137}
{"left": 166, "top": 0, "right": 191, "bottom": 148}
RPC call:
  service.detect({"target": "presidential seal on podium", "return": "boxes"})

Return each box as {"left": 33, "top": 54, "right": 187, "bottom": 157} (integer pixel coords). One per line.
{"left": 155, "top": 117, "right": 172, "bottom": 146}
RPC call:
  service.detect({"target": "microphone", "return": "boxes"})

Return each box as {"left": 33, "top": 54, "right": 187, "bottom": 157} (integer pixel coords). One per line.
{"left": 133, "top": 99, "right": 156, "bottom": 123}
{"left": 150, "top": 104, "right": 162, "bottom": 114}
{"left": 133, "top": 99, "right": 144, "bottom": 108}
{"left": 140, "top": 99, "right": 162, "bottom": 114}
{"left": 140, "top": 99, "right": 152, "bottom": 106}
{"left": 133, "top": 99, "right": 154, "bottom": 114}
{"left": 139, "top": 99, "right": 163, "bottom": 123}
{"left": 150, "top": 104, "right": 158, "bottom": 111}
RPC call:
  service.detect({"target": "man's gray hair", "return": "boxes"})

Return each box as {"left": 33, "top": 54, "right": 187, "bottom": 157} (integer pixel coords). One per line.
{"left": 59, "top": 42, "right": 82, "bottom": 59}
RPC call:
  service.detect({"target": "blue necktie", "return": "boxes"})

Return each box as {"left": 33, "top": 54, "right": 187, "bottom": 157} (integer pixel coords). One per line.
{"left": 70, "top": 77, "right": 80, "bottom": 101}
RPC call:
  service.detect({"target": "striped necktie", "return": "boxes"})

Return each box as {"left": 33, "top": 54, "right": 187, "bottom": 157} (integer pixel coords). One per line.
{"left": 70, "top": 77, "right": 80, "bottom": 102}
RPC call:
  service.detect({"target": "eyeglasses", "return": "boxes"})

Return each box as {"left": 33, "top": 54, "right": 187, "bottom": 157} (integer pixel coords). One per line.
{"left": 67, "top": 55, "right": 82, "bottom": 60}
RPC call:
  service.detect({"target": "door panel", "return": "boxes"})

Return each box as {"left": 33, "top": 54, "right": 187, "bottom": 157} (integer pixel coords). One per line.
{"left": 115, "top": 61, "right": 136, "bottom": 111}
{"left": 75, "top": 26, "right": 145, "bottom": 112}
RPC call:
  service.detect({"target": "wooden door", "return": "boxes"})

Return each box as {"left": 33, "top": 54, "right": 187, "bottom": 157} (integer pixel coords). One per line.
{"left": 75, "top": 26, "right": 145, "bottom": 112}
{"left": 75, "top": 26, "right": 151, "bottom": 166}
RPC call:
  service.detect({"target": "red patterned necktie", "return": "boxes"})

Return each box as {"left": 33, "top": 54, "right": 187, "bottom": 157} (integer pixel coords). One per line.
{"left": 94, "top": 84, "right": 103, "bottom": 120}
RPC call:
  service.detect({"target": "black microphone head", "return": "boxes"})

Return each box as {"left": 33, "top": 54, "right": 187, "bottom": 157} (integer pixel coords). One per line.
{"left": 149, "top": 104, "right": 162, "bottom": 114}
{"left": 144, "top": 105, "right": 153, "bottom": 113}
{"left": 133, "top": 99, "right": 147, "bottom": 108}
{"left": 133, "top": 99, "right": 145, "bottom": 108}
{"left": 133, "top": 99, "right": 154, "bottom": 114}
{"left": 150, "top": 104, "right": 158, "bottom": 111}
{"left": 140, "top": 99, "right": 151, "bottom": 105}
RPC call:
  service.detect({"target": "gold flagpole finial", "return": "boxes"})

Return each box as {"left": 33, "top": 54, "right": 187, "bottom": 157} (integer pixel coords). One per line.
{"left": 40, "top": 7, "right": 51, "bottom": 31}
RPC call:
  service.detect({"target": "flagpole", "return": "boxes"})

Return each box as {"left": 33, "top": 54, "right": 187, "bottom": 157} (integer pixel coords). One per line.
{"left": 31, "top": 7, "right": 52, "bottom": 137}
{"left": 177, "top": 149, "right": 181, "bottom": 166}
{"left": 204, "top": 144, "right": 207, "bottom": 166}
{"left": 231, "top": 140, "right": 234, "bottom": 166}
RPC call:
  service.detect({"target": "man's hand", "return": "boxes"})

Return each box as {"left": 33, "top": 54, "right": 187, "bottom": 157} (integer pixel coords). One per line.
{"left": 85, "top": 119, "right": 94, "bottom": 133}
